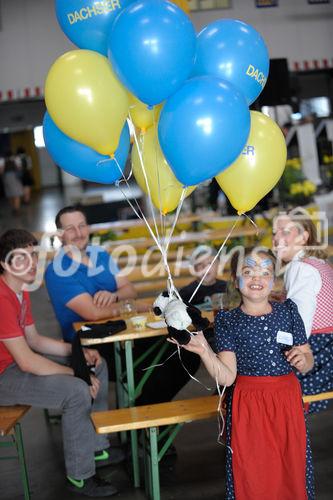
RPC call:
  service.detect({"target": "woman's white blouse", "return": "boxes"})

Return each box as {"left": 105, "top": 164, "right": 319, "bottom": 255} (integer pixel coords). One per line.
{"left": 284, "top": 252, "right": 322, "bottom": 338}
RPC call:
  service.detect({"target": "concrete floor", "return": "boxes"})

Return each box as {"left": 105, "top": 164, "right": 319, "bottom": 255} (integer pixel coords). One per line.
{"left": 0, "top": 189, "right": 333, "bottom": 499}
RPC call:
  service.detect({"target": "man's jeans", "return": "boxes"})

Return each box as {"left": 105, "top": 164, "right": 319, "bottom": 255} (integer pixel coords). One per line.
{"left": 0, "top": 358, "right": 109, "bottom": 479}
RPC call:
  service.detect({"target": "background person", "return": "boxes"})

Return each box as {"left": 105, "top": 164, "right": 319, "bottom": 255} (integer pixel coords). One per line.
{"left": 179, "top": 244, "right": 228, "bottom": 350}
{"left": 16, "top": 147, "right": 34, "bottom": 204}
{"left": 46, "top": 206, "right": 200, "bottom": 407}
{"left": 0, "top": 150, "right": 23, "bottom": 215}
{"left": 0, "top": 229, "right": 121, "bottom": 497}
{"left": 273, "top": 208, "right": 333, "bottom": 413}
{"left": 45, "top": 206, "right": 138, "bottom": 380}
{"left": 180, "top": 244, "right": 227, "bottom": 310}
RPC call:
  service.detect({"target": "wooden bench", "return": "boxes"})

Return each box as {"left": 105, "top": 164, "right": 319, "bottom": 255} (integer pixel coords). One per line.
{"left": 105, "top": 227, "right": 260, "bottom": 251}
{"left": 92, "top": 395, "right": 222, "bottom": 500}
{"left": 122, "top": 262, "right": 194, "bottom": 282}
{"left": 92, "top": 390, "right": 333, "bottom": 500}
{"left": 0, "top": 405, "right": 31, "bottom": 499}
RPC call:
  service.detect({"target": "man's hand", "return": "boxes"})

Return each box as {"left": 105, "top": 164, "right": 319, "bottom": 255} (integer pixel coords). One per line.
{"left": 285, "top": 347, "right": 308, "bottom": 373}
{"left": 93, "top": 290, "right": 117, "bottom": 308}
{"left": 89, "top": 374, "right": 100, "bottom": 399}
{"left": 83, "top": 348, "right": 102, "bottom": 367}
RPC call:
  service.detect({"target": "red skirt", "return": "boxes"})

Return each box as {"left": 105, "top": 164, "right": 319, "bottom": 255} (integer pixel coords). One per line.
{"left": 231, "top": 373, "right": 307, "bottom": 500}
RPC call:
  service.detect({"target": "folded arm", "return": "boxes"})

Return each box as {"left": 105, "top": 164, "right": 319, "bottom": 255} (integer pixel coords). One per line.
{"left": 3, "top": 335, "right": 73, "bottom": 376}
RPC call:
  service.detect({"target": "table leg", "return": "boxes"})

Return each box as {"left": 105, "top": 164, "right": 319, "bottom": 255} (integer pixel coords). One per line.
{"left": 114, "top": 341, "right": 125, "bottom": 408}
{"left": 125, "top": 340, "right": 140, "bottom": 487}
{"left": 114, "top": 341, "right": 127, "bottom": 445}
{"left": 149, "top": 427, "right": 160, "bottom": 500}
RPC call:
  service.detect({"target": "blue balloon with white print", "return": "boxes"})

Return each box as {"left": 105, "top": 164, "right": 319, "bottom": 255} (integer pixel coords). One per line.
{"left": 55, "top": 0, "right": 135, "bottom": 55}
{"left": 43, "top": 112, "right": 130, "bottom": 184}
{"left": 158, "top": 76, "right": 251, "bottom": 186}
{"left": 194, "top": 19, "right": 269, "bottom": 105}
{"left": 108, "top": 0, "right": 196, "bottom": 105}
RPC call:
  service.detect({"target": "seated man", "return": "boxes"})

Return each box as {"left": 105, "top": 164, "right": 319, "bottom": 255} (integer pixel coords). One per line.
{"left": 46, "top": 206, "right": 200, "bottom": 406}
{"left": 0, "top": 229, "right": 122, "bottom": 497}
{"left": 180, "top": 245, "right": 228, "bottom": 351}
{"left": 180, "top": 245, "right": 227, "bottom": 310}
{"left": 45, "top": 206, "right": 138, "bottom": 380}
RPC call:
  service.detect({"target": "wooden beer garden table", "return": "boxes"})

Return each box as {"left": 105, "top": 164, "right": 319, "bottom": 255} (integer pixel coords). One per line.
{"left": 73, "top": 309, "right": 214, "bottom": 487}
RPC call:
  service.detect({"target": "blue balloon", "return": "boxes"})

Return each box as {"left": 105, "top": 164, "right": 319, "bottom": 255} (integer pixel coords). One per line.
{"left": 55, "top": 0, "right": 135, "bottom": 55}
{"left": 158, "top": 76, "right": 251, "bottom": 186}
{"left": 194, "top": 19, "right": 269, "bottom": 105}
{"left": 43, "top": 112, "right": 130, "bottom": 184}
{"left": 108, "top": 0, "right": 196, "bottom": 106}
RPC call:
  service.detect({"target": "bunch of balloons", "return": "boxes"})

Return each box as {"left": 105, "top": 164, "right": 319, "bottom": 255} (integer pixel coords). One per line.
{"left": 43, "top": 0, "right": 286, "bottom": 214}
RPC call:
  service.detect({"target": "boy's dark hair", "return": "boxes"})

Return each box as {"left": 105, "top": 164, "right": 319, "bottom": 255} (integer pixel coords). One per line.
{"left": 0, "top": 229, "right": 38, "bottom": 274}
{"left": 230, "top": 247, "right": 276, "bottom": 281}
{"left": 55, "top": 205, "right": 87, "bottom": 229}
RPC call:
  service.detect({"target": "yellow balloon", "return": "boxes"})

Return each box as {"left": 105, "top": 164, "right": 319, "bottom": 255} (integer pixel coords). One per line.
{"left": 128, "top": 93, "right": 162, "bottom": 132}
{"left": 215, "top": 111, "right": 287, "bottom": 214}
{"left": 171, "top": 0, "right": 190, "bottom": 14}
{"left": 45, "top": 50, "right": 129, "bottom": 156}
{"left": 132, "top": 126, "right": 195, "bottom": 214}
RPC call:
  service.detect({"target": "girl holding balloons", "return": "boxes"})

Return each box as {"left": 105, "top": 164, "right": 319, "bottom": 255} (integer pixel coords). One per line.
{"left": 170, "top": 247, "right": 315, "bottom": 500}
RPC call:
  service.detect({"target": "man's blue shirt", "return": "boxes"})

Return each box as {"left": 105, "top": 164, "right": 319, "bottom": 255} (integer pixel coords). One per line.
{"left": 45, "top": 245, "right": 119, "bottom": 342}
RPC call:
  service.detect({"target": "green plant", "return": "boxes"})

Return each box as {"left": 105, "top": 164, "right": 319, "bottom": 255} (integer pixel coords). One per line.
{"left": 278, "top": 157, "right": 317, "bottom": 206}
{"left": 90, "top": 229, "right": 117, "bottom": 245}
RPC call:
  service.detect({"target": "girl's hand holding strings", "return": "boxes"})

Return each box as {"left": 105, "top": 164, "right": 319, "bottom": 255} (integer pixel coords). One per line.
{"left": 167, "top": 331, "right": 209, "bottom": 356}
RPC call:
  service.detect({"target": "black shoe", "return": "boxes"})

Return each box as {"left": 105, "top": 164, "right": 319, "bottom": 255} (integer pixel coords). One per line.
{"left": 94, "top": 446, "right": 125, "bottom": 468}
{"left": 67, "top": 474, "right": 118, "bottom": 497}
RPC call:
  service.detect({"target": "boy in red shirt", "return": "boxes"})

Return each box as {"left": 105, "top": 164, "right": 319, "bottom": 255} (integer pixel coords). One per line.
{"left": 0, "top": 229, "right": 121, "bottom": 497}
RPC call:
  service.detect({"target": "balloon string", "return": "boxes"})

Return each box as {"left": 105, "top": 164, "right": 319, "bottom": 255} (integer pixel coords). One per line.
{"left": 154, "top": 188, "right": 186, "bottom": 300}
{"left": 96, "top": 158, "right": 112, "bottom": 166}
{"left": 188, "top": 216, "right": 241, "bottom": 304}
{"left": 242, "top": 212, "right": 260, "bottom": 236}
{"left": 141, "top": 348, "right": 178, "bottom": 371}
{"left": 128, "top": 110, "right": 161, "bottom": 244}
{"left": 129, "top": 111, "right": 159, "bottom": 240}
{"left": 141, "top": 342, "right": 212, "bottom": 391}
{"left": 129, "top": 111, "right": 184, "bottom": 298}
{"left": 216, "top": 383, "right": 232, "bottom": 452}
{"left": 152, "top": 109, "right": 166, "bottom": 243}
{"left": 175, "top": 341, "right": 212, "bottom": 390}
{"left": 165, "top": 187, "right": 186, "bottom": 254}
{"left": 113, "top": 158, "right": 147, "bottom": 222}
{"left": 113, "top": 156, "right": 178, "bottom": 295}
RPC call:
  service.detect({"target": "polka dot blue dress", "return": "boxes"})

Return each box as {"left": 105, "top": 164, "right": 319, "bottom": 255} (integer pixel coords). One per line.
{"left": 299, "top": 332, "right": 333, "bottom": 414}
{"left": 215, "top": 299, "right": 315, "bottom": 500}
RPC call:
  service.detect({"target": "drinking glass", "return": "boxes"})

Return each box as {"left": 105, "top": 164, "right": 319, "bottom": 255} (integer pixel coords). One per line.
{"left": 119, "top": 299, "right": 137, "bottom": 326}
{"left": 211, "top": 293, "right": 225, "bottom": 317}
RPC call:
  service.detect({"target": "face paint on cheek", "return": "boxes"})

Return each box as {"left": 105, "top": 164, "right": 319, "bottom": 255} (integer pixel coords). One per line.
{"left": 268, "top": 278, "right": 274, "bottom": 291}
{"left": 238, "top": 276, "right": 245, "bottom": 290}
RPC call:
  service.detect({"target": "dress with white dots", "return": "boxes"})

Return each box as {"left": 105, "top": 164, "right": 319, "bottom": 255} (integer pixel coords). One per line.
{"left": 215, "top": 299, "right": 315, "bottom": 500}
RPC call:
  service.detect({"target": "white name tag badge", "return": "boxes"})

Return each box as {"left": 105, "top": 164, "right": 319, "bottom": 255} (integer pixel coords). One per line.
{"left": 276, "top": 330, "right": 293, "bottom": 346}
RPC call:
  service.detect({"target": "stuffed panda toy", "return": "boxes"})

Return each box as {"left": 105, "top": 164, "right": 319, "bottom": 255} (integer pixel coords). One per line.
{"left": 153, "top": 291, "right": 210, "bottom": 345}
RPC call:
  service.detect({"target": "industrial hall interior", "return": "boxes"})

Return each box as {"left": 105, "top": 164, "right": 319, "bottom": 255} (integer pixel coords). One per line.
{"left": 0, "top": 1, "right": 333, "bottom": 500}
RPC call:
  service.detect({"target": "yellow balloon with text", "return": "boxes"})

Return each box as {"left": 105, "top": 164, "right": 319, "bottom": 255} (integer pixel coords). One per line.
{"left": 128, "top": 94, "right": 162, "bottom": 132}
{"left": 132, "top": 126, "right": 195, "bottom": 214}
{"left": 45, "top": 50, "right": 129, "bottom": 156}
{"left": 215, "top": 111, "right": 287, "bottom": 214}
